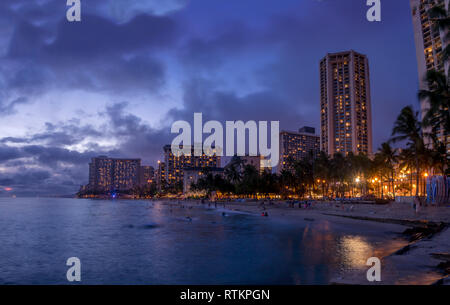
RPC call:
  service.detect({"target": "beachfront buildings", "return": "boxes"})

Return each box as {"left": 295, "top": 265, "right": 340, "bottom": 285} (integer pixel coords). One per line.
{"left": 140, "top": 165, "right": 155, "bottom": 186}
{"left": 410, "top": 0, "right": 449, "bottom": 154}
{"left": 155, "top": 161, "right": 167, "bottom": 190}
{"left": 319, "top": 50, "right": 373, "bottom": 156}
{"left": 183, "top": 167, "right": 225, "bottom": 194}
{"left": 278, "top": 127, "right": 320, "bottom": 173}
{"left": 86, "top": 156, "right": 141, "bottom": 193}
{"left": 162, "top": 145, "right": 221, "bottom": 187}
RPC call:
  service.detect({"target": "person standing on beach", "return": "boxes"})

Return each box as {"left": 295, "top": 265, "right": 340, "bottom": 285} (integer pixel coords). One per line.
{"left": 413, "top": 196, "right": 421, "bottom": 215}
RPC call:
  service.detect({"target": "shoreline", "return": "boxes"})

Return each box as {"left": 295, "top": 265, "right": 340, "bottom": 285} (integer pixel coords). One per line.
{"left": 160, "top": 199, "right": 450, "bottom": 285}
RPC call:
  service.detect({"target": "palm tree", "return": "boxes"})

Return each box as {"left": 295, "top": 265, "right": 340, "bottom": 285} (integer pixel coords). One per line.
{"left": 258, "top": 171, "right": 279, "bottom": 196}
{"left": 224, "top": 155, "right": 244, "bottom": 184}
{"left": 418, "top": 70, "right": 450, "bottom": 135}
{"left": 390, "top": 106, "right": 428, "bottom": 196}
{"left": 428, "top": 135, "right": 449, "bottom": 175}
{"left": 279, "top": 169, "right": 296, "bottom": 198}
{"left": 398, "top": 148, "right": 416, "bottom": 196}
{"left": 330, "top": 153, "right": 348, "bottom": 198}
{"left": 293, "top": 155, "right": 314, "bottom": 199}
{"left": 236, "top": 164, "right": 259, "bottom": 197}
{"left": 377, "top": 142, "right": 398, "bottom": 199}
{"left": 314, "top": 152, "right": 331, "bottom": 198}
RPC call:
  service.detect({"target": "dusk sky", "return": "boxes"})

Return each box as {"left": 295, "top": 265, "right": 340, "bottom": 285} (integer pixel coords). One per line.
{"left": 0, "top": 0, "right": 420, "bottom": 196}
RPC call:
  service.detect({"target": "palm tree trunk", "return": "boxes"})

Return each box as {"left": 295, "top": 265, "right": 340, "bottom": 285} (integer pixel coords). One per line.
{"left": 415, "top": 158, "right": 420, "bottom": 197}
{"left": 410, "top": 170, "right": 413, "bottom": 196}
{"left": 392, "top": 171, "right": 396, "bottom": 200}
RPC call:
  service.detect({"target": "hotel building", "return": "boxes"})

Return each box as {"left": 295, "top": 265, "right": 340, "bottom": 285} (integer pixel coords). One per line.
{"left": 140, "top": 166, "right": 155, "bottom": 186}
{"left": 410, "top": 0, "right": 449, "bottom": 154}
{"left": 278, "top": 127, "right": 320, "bottom": 173}
{"left": 155, "top": 161, "right": 167, "bottom": 190}
{"left": 320, "top": 50, "right": 373, "bottom": 156}
{"left": 162, "top": 145, "right": 221, "bottom": 186}
{"left": 87, "top": 156, "right": 141, "bottom": 192}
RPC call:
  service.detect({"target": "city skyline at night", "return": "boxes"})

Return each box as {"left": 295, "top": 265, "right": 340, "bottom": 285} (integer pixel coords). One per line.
{"left": 0, "top": 1, "right": 422, "bottom": 196}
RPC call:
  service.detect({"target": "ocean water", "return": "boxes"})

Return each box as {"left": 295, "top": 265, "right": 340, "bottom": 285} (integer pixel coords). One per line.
{"left": 0, "top": 198, "right": 403, "bottom": 284}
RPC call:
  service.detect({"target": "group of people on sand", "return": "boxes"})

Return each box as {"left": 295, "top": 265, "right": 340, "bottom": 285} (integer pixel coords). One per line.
{"left": 285, "top": 200, "right": 313, "bottom": 209}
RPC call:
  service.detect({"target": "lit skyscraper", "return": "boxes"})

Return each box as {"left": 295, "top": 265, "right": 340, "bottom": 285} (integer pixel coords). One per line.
{"left": 163, "top": 145, "right": 221, "bottom": 186}
{"left": 320, "top": 50, "right": 373, "bottom": 156}
{"left": 410, "top": 0, "right": 449, "bottom": 154}
{"left": 278, "top": 127, "right": 320, "bottom": 173}
{"left": 87, "top": 156, "right": 141, "bottom": 192}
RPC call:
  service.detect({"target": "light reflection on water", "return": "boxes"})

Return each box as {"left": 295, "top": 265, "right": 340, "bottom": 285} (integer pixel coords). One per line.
{"left": 0, "top": 198, "right": 404, "bottom": 284}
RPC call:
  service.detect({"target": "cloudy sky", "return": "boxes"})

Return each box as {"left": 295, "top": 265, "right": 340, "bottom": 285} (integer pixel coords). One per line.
{"left": 0, "top": 0, "right": 419, "bottom": 196}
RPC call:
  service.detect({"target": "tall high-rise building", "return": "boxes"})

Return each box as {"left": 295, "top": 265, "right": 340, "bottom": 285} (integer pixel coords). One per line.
{"left": 163, "top": 145, "right": 221, "bottom": 186}
{"left": 155, "top": 161, "right": 167, "bottom": 190}
{"left": 278, "top": 127, "right": 320, "bottom": 173}
{"left": 410, "top": 0, "right": 449, "bottom": 154}
{"left": 320, "top": 50, "right": 373, "bottom": 156}
{"left": 87, "top": 156, "right": 141, "bottom": 192}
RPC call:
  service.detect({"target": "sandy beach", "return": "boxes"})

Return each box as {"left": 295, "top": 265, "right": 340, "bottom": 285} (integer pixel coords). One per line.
{"left": 161, "top": 199, "right": 450, "bottom": 285}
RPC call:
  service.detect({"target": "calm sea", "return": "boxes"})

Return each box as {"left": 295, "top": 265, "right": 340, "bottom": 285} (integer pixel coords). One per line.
{"left": 0, "top": 198, "right": 403, "bottom": 284}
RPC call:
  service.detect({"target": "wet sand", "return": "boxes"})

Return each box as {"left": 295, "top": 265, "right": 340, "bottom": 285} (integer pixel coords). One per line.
{"left": 161, "top": 199, "right": 450, "bottom": 285}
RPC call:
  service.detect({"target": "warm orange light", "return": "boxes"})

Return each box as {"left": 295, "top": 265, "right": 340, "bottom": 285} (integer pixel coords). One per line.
{"left": 423, "top": 173, "right": 428, "bottom": 177}
{"left": 4, "top": 187, "right": 13, "bottom": 191}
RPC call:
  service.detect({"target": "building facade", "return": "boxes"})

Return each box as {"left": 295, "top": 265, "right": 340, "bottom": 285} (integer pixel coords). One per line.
{"left": 278, "top": 127, "right": 320, "bottom": 173}
{"left": 139, "top": 166, "right": 155, "bottom": 186}
{"left": 320, "top": 50, "right": 373, "bottom": 156}
{"left": 155, "top": 161, "right": 167, "bottom": 190}
{"left": 410, "top": 0, "right": 449, "bottom": 154}
{"left": 87, "top": 156, "right": 141, "bottom": 193}
{"left": 163, "top": 145, "right": 221, "bottom": 187}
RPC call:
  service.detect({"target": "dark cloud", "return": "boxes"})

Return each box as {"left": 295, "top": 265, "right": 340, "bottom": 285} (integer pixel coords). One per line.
{"left": 103, "top": 102, "right": 170, "bottom": 162}
{"left": 41, "top": 14, "right": 178, "bottom": 60}
{"left": 166, "top": 78, "right": 307, "bottom": 130}
{"left": 0, "top": 145, "right": 21, "bottom": 162}
{"left": 1, "top": 12, "right": 179, "bottom": 113}
{"left": 0, "top": 121, "right": 103, "bottom": 146}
